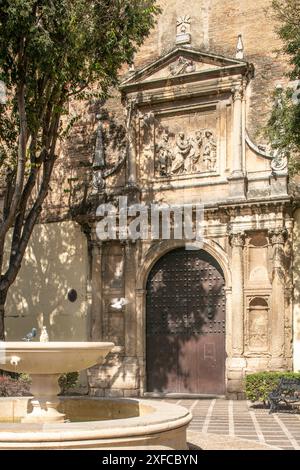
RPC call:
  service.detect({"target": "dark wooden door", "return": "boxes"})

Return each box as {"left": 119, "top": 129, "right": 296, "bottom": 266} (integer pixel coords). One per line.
{"left": 146, "top": 248, "right": 226, "bottom": 394}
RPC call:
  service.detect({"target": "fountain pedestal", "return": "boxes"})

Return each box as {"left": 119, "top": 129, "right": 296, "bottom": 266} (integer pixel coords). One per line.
{"left": 22, "top": 374, "right": 65, "bottom": 423}
{"left": 0, "top": 341, "right": 114, "bottom": 424}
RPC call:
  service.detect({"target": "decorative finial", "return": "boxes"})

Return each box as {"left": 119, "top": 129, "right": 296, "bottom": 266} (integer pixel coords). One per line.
{"left": 128, "top": 62, "right": 135, "bottom": 74}
{"left": 176, "top": 15, "right": 191, "bottom": 46}
{"left": 236, "top": 34, "right": 244, "bottom": 60}
{"left": 93, "top": 116, "right": 105, "bottom": 170}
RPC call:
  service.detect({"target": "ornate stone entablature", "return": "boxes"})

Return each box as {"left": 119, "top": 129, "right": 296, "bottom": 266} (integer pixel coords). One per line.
{"left": 120, "top": 47, "right": 253, "bottom": 190}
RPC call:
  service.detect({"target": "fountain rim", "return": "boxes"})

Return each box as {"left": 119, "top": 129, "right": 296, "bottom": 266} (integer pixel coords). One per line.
{"left": 0, "top": 399, "right": 192, "bottom": 443}
{"left": 0, "top": 341, "right": 115, "bottom": 351}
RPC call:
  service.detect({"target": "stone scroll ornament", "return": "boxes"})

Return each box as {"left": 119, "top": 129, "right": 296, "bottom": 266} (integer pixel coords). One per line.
{"left": 245, "top": 131, "right": 288, "bottom": 174}
{"left": 155, "top": 129, "right": 217, "bottom": 177}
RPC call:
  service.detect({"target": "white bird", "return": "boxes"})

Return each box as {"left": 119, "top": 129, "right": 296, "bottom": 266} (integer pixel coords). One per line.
{"left": 111, "top": 298, "right": 128, "bottom": 310}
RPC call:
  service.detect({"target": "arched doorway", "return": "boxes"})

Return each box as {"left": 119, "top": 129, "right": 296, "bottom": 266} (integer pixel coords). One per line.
{"left": 146, "top": 248, "right": 226, "bottom": 394}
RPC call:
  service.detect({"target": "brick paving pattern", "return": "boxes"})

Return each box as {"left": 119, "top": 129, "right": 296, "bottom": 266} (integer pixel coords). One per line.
{"left": 162, "top": 399, "right": 300, "bottom": 450}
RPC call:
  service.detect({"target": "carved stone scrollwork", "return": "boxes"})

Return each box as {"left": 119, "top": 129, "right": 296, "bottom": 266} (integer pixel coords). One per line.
{"left": 270, "top": 150, "right": 288, "bottom": 173}
{"left": 229, "top": 232, "right": 245, "bottom": 247}
{"left": 155, "top": 129, "right": 217, "bottom": 177}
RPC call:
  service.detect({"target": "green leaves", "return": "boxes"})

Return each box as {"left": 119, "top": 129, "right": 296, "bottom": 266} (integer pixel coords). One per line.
{"left": 245, "top": 371, "right": 300, "bottom": 405}
{"left": 0, "top": 0, "right": 160, "bottom": 149}
{"left": 0, "top": 0, "right": 160, "bottom": 319}
{"left": 264, "top": 1, "right": 300, "bottom": 175}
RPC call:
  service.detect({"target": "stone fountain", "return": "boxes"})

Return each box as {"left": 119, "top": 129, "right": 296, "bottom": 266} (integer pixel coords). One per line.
{"left": 0, "top": 340, "right": 114, "bottom": 423}
{"left": 0, "top": 338, "right": 192, "bottom": 449}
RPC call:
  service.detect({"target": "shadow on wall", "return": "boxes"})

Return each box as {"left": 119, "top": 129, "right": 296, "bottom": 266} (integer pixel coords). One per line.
{"left": 4, "top": 221, "right": 88, "bottom": 341}
{"left": 293, "top": 209, "right": 300, "bottom": 372}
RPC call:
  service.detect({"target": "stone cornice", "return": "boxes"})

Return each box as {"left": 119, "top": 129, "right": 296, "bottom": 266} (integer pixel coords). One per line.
{"left": 121, "top": 46, "right": 250, "bottom": 87}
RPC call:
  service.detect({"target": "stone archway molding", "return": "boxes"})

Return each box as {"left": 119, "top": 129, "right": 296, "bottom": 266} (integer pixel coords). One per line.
{"left": 137, "top": 238, "right": 231, "bottom": 291}
{"left": 135, "top": 238, "right": 232, "bottom": 396}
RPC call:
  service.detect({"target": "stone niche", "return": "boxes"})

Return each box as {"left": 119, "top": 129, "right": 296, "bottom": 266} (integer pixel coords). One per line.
{"left": 244, "top": 232, "right": 272, "bottom": 355}
{"left": 245, "top": 296, "right": 270, "bottom": 353}
{"left": 245, "top": 232, "right": 271, "bottom": 287}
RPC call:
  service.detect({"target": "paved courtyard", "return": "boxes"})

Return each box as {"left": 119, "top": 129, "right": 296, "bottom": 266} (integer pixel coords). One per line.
{"left": 162, "top": 399, "right": 300, "bottom": 450}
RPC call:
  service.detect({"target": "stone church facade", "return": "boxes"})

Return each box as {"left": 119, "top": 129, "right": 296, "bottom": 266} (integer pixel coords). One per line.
{"left": 5, "top": 1, "right": 300, "bottom": 398}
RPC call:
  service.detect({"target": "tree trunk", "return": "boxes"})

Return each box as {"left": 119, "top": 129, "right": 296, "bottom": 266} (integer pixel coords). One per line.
{"left": 0, "top": 290, "right": 8, "bottom": 340}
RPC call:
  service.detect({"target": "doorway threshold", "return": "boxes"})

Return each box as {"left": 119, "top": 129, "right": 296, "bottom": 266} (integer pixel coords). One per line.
{"left": 143, "top": 392, "right": 226, "bottom": 399}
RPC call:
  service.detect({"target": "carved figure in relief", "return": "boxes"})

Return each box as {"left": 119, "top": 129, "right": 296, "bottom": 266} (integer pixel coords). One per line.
{"left": 191, "top": 131, "right": 203, "bottom": 172}
{"left": 169, "top": 57, "right": 196, "bottom": 76}
{"left": 172, "top": 132, "right": 194, "bottom": 174}
{"left": 203, "top": 130, "right": 217, "bottom": 171}
{"left": 249, "top": 312, "right": 268, "bottom": 348}
{"left": 155, "top": 129, "right": 217, "bottom": 177}
{"left": 156, "top": 132, "right": 172, "bottom": 176}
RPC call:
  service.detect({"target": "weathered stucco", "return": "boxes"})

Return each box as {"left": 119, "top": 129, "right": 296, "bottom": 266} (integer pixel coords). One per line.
{"left": 5, "top": 221, "right": 88, "bottom": 341}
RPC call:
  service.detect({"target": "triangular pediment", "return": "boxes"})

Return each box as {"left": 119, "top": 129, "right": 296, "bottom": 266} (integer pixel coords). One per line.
{"left": 121, "top": 47, "right": 249, "bottom": 91}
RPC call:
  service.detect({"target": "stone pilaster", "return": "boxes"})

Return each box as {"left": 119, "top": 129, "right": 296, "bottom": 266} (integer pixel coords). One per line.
{"left": 229, "top": 232, "right": 245, "bottom": 356}
{"left": 90, "top": 239, "right": 104, "bottom": 340}
{"left": 123, "top": 240, "right": 137, "bottom": 356}
{"left": 136, "top": 288, "right": 146, "bottom": 394}
{"left": 231, "top": 83, "right": 243, "bottom": 177}
{"left": 268, "top": 228, "right": 288, "bottom": 369}
{"left": 228, "top": 83, "right": 246, "bottom": 200}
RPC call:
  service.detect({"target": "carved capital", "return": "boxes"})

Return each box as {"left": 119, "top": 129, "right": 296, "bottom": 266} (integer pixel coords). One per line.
{"left": 268, "top": 228, "right": 288, "bottom": 246}
{"left": 229, "top": 232, "right": 245, "bottom": 247}
{"left": 121, "top": 238, "right": 137, "bottom": 255}
{"left": 231, "top": 84, "right": 243, "bottom": 102}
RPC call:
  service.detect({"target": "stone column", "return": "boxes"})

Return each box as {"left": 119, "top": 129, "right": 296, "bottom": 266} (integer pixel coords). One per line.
{"left": 224, "top": 287, "right": 233, "bottom": 356}
{"left": 136, "top": 288, "right": 146, "bottom": 394}
{"left": 229, "top": 232, "right": 245, "bottom": 356}
{"left": 123, "top": 241, "right": 137, "bottom": 356}
{"left": 231, "top": 83, "right": 243, "bottom": 176}
{"left": 90, "top": 239, "right": 104, "bottom": 340}
{"left": 228, "top": 82, "right": 246, "bottom": 200}
{"left": 227, "top": 232, "right": 246, "bottom": 398}
{"left": 269, "top": 228, "right": 287, "bottom": 369}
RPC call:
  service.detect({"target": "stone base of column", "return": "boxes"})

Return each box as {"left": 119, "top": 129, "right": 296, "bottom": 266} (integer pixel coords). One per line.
{"left": 268, "top": 357, "right": 288, "bottom": 370}
{"left": 226, "top": 357, "right": 247, "bottom": 398}
{"left": 227, "top": 174, "right": 247, "bottom": 200}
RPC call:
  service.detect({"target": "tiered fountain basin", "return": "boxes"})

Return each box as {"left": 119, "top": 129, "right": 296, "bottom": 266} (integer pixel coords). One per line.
{"left": 0, "top": 397, "right": 191, "bottom": 449}
{"left": 0, "top": 342, "right": 192, "bottom": 450}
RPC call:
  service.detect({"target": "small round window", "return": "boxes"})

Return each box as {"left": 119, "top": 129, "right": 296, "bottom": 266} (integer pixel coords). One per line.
{"left": 68, "top": 289, "right": 78, "bottom": 303}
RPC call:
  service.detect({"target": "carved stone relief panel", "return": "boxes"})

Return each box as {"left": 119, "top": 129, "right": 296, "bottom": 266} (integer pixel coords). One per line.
{"left": 141, "top": 108, "right": 218, "bottom": 179}
{"left": 245, "top": 232, "right": 271, "bottom": 287}
{"left": 246, "top": 296, "right": 270, "bottom": 353}
{"left": 147, "top": 57, "right": 227, "bottom": 81}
